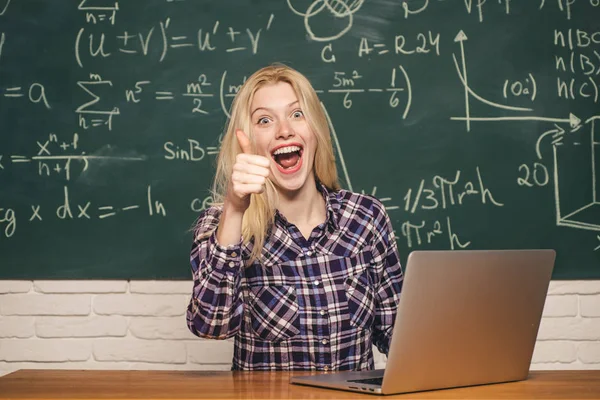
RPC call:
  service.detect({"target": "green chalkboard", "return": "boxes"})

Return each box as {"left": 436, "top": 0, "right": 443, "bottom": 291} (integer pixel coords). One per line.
{"left": 1, "top": 0, "right": 599, "bottom": 279}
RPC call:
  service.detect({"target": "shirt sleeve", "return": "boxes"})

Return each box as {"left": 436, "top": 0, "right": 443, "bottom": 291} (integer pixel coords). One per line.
{"left": 186, "top": 206, "right": 245, "bottom": 340}
{"left": 369, "top": 199, "right": 404, "bottom": 355}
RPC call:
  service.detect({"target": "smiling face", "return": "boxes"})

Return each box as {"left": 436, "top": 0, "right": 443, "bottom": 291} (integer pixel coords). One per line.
{"left": 250, "top": 81, "right": 317, "bottom": 196}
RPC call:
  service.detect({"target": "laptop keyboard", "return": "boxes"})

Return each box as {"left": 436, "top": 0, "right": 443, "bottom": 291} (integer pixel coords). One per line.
{"left": 347, "top": 377, "right": 383, "bottom": 386}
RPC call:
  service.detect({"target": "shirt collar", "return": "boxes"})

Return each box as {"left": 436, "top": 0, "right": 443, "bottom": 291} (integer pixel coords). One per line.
{"left": 318, "top": 182, "right": 340, "bottom": 230}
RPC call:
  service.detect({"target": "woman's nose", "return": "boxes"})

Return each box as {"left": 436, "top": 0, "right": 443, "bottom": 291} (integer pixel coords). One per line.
{"left": 276, "top": 120, "right": 294, "bottom": 139}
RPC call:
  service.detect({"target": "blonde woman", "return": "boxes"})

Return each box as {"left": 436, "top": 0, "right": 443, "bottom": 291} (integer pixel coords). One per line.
{"left": 186, "top": 64, "right": 403, "bottom": 371}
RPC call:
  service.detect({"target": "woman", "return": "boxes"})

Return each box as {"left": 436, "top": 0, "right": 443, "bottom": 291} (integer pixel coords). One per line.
{"left": 186, "top": 64, "right": 403, "bottom": 371}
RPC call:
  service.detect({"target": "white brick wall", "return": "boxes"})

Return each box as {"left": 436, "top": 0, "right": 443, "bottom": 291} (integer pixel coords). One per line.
{"left": 0, "top": 280, "right": 598, "bottom": 377}
{"left": 532, "top": 281, "right": 600, "bottom": 370}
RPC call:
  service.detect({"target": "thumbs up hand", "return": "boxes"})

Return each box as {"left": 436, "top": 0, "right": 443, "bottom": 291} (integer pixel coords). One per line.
{"left": 227, "top": 129, "right": 271, "bottom": 213}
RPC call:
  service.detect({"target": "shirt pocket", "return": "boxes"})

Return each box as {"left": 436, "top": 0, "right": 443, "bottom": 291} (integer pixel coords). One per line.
{"left": 247, "top": 285, "right": 301, "bottom": 342}
{"left": 344, "top": 257, "right": 376, "bottom": 330}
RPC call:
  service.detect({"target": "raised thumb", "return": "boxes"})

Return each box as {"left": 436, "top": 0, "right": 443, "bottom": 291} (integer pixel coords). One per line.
{"left": 235, "top": 129, "right": 252, "bottom": 154}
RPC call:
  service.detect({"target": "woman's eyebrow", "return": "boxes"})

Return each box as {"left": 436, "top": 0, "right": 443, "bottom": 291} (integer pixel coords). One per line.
{"left": 251, "top": 101, "right": 300, "bottom": 117}
{"left": 250, "top": 107, "right": 269, "bottom": 117}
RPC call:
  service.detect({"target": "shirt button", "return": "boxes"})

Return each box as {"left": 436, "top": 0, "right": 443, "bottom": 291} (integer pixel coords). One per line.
{"left": 230, "top": 252, "right": 237, "bottom": 257}
{"left": 320, "top": 309, "right": 327, "bottom": 316}
{"left": 321, "top": 339, "right": 329, "bottom": 345}
{"left": 305, "top": 250, "right": 313, "bottom": 256}
{"left": 228, "top": 261, "right": 235, "bottom": 268}
{"left": 313, "top": 280, "right": 320, "bottom": 286}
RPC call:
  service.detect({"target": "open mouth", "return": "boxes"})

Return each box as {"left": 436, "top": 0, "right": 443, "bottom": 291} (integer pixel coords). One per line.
{"left": 271, "top": 144, "right": 304, "bottom": 172}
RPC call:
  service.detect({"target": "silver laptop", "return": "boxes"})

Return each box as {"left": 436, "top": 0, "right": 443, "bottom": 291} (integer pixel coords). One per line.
{"left": 290, "top": 249, "right": 555, "bottom": 395}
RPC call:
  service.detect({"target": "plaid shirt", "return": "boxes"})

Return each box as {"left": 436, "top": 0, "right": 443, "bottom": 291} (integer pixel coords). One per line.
{"left": 186, "top": 184, "right": 403, "bottom": 371}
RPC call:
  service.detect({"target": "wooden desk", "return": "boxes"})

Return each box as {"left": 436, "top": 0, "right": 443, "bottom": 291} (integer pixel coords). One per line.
{"left": 0, "top": 370, "right": 599, "bottom": 399}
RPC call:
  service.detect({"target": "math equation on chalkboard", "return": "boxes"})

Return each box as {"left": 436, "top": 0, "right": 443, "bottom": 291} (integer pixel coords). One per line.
{"left": 0, "top": 0, "right": 599, "bottom": 279}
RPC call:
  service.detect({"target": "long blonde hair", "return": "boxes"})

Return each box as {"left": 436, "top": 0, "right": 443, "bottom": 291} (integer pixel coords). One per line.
{"left": 210, "top": 64, "right": 340, "bottom": 263}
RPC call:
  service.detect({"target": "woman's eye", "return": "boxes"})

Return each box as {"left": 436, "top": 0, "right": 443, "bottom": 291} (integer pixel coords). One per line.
{"left": 257, "top": 117, "right": 270, "bottom": 125}
{"left": 292, "top": 110, "right": 304, "bottom": 118}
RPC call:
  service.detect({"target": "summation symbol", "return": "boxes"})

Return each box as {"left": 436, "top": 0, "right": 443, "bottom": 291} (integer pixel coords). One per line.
{"left": 76, "top": 74, "right": 120, "bottom": 130}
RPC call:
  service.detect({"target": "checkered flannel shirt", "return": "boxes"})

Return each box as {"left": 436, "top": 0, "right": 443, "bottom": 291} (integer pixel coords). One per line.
{"left": 186, "top": 184, "right": 403, "bottom": 371}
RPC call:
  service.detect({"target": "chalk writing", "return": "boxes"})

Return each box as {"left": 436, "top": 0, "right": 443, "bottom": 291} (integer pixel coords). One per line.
{"left": 1, "top": 0, "right": 599, "bottom": 279}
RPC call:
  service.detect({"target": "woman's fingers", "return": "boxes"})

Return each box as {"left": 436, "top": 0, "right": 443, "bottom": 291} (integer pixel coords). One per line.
{"left": 231, "top": 171, "right": 267, "bottom": 185}
{"left": 232, "top": 182, "right": 266, "bottom": 196}
{"left": 226, "top": 129, "right": 272, "bottom": 211}
{"left": 231, "top": 143, "right": 271, "bottom": 195}
{"left": 236, "top": 153, "right": 270, "bottom": 168}
{"left": 232, "top": 161, "right": 270, "bottom": 177}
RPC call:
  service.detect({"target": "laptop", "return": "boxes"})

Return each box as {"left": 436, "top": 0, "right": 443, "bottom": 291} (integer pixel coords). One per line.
{"left": 290, "top": 249, "right": 555, "bottom": 395}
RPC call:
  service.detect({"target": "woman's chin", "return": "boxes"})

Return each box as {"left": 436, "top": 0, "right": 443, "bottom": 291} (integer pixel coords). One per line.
{"left": 274, "top": 180, "right": 304, "bottom": 194}
{"left": 272, "top": 172, "right": 310, "bottom": 194}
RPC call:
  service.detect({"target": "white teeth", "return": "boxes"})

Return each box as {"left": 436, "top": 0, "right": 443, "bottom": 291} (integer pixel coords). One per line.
{"left": 272, "top": 145, "right": 301, "bottom": 155}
